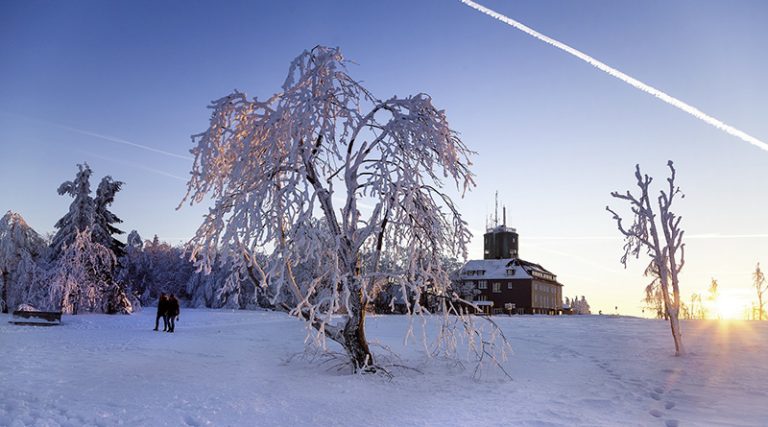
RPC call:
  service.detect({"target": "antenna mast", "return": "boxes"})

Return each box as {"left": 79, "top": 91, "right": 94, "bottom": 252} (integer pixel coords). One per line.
{"left": 503, "top": 205, "right": 506, "bottom": 227}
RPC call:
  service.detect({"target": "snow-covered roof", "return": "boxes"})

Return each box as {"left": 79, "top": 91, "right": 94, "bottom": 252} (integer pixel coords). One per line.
{"left": 459, "top": 258, "right": 531, "bottom": 280}
{"left": 458, "top": 258, "right": 561, "bottom": 284}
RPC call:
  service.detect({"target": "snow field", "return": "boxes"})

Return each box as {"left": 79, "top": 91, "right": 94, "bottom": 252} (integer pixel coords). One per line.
{"left": 1, "top": 310, "right": 766, "bottom": 426}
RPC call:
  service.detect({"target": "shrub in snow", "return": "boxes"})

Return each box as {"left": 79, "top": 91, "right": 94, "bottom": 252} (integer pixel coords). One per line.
{"left": 607, "top": 161, "right": 686, "bottom": 356}
{"left": 181, "top": 46, "right": 509, "bottom": 374}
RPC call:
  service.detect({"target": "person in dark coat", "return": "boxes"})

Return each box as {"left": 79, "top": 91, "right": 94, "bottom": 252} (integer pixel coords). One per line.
{"left": 166, "top": 294, "right": 180, "bottom": 333}
{"left": 153, "top": 293, "right": 169, "bottom": 331}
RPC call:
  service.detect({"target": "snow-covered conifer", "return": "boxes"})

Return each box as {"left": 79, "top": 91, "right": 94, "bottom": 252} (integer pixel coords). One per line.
{"left": 607, "top": 161, "right": 686, "bottom": 356}
{"left": 126, "top": 230, "right": 143, "bottom": 250}
{"left": 576, "top": 296, "right": 591, "bottom": 315}
{"left": 93, "top": 176, "right": 125, "bottom": 257}
{"left": 50, "top": 163, "right": 96, "bottom": 259}
{"left": 181, "top": 46, "right": 505, "bottom": 373}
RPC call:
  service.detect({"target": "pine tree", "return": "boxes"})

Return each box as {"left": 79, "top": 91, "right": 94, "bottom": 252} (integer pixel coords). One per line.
{"left": 50, "top": 163, "right": 95, "bottom": 259}
{"left": 93, "top": 176, "right": 125, "bottom": 258}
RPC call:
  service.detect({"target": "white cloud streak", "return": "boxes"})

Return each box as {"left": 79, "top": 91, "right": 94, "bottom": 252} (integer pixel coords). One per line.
{"left": 460, "top": 0, "right": 768, "bottom": 152}
{"left": 77, "top": 150, "right": 188, "bottom": 182}
{"left": 0, "top": 111, "right": 193, "bottom": 160}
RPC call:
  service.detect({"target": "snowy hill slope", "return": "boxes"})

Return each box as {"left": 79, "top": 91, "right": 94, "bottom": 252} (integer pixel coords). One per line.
{"left": 1, "top": 310, "right": 766, "bottom": 426}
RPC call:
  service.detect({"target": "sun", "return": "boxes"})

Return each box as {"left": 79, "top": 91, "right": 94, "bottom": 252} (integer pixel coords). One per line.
{"left": 712, "top": 295, "right": 745, "bottom": 320}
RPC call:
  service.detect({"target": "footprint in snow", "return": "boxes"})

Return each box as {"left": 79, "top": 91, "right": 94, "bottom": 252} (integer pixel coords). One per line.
{"left": 665, "top": 401, "right": 675, "bottom": 410}
{"left": 665, "top": 419, "right": 679, "bottom": 427}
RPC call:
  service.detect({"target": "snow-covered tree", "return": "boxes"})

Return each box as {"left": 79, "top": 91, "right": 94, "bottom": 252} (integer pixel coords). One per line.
{"left": 116, "top": 230, "right": 148, "bottom": 307}
{"left": 753, "top": 263, "right": 766, "bottom": 320}
{"left": 49, "top": 229, "right": 132, "bottom": 314}
{"left": 570, "top": 295, "right": 591, "bottom": 315}
{"left": 126, "top": 230, "right": 143, "bottom": 249}
{"left": 181, "top": 46, "right": 496, "bottom": 372}
{"left": 185, "top": 252, "right": 254, "bottom": 309}
{"left": 93, "top": 176, "right": 125, "bottom": 258}
{"left": 607, "top": 161, "right": 686, "bottom": 356}
{"left": 128, "top": 236, "right": 193, "bottom": 305}
{"left": 0, "top": 211, "right": 47, "bottom": 312}
{"left": 50, "top": 163, "right": 95, "bottom": 259}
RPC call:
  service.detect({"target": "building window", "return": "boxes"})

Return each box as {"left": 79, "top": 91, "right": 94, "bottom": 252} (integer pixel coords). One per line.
{"left": 506, "top": 268, "right": 515, "bottom": 276}
{"left": 507, "top": 282, "right": 513, "bottom": 290}
{"left": 492, "top": 282, "right": 501, "bottom": 293}
{"left": 478, "top": 280, "right": 487, "bottom": 290}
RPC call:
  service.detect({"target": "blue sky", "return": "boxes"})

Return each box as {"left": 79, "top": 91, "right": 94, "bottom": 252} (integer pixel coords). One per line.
{"left": 2, "top": 0, "right": 767, "bottom": 316}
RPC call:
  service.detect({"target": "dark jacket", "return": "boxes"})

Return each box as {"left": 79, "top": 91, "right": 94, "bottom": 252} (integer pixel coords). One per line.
{"left": 157, "top": 296, "right": 169, "bottom": 315}
{"left": 167, "top": 296, "right": 180, "bottom": 318}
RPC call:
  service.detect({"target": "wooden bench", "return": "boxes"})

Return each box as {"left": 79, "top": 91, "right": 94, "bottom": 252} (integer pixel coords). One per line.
{"left": 10, "top": 310, "right": 63, "bottom": 326}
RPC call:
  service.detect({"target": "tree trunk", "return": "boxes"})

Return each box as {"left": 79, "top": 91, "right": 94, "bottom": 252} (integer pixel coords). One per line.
{"left": 667, "top": 309, "right": 684, "bottom": 356}
{"left": 658, "top": 267, "right": 684, "bottom": 356}
{"left": 340, "top": 288, "right": 374, "bottom": 371}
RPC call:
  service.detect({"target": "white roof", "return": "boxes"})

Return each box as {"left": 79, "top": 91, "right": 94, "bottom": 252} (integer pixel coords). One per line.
{"left": 458, "top": 258, "right": 532, "bottom": 280}
{"left": 458, "top": 258, "right": 560, "bottom": 284}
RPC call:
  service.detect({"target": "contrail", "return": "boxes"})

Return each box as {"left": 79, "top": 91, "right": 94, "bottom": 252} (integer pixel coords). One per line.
{"left": 460, "top": 0, "right": 768, "bottom": 152}
{"left": 78, "top": 150, "right": 188, "bottom": 182}
{"left": 0, "top": 111, "right": 193, "bottom": 160}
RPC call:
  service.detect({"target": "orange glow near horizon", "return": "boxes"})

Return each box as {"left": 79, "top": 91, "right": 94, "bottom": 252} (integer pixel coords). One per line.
{"left": 708, "top": 295, "right": 749, "bottom": 320}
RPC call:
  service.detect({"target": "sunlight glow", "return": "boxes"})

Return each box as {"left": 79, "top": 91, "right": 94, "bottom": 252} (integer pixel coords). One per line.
{"left": 711, "top": 295, "right": 747, "bottom": 320}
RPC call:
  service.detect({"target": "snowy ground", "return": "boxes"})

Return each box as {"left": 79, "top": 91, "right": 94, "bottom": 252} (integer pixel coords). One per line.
{"left": 1, "top": 310, "right": 766, "bottom": 427}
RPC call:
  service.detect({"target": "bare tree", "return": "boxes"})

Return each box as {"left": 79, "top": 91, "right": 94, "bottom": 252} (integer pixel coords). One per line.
{"left": 607, "top": 161, "right": 686, "bottom": 356}
{"left": 708, "top": 278, "right": 720, "bottom": 319}
{"left": 754, "top": 263, "right": 766, "bottom": 320}
{"left": 180, "top": 46, "right": 491, "bottom": 372}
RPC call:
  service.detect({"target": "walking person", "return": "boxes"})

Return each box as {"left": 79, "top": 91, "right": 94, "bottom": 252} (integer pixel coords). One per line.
{"left": 153, "top": 293, "right": 169, "bottom": 331}
{"left": 166, "top": 294, "right": 180, "bottom": 333}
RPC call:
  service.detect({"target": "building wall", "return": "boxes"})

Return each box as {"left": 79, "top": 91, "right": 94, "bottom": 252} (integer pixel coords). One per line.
{"left": 467, "top": 278, "right": 562, "bottom": 314}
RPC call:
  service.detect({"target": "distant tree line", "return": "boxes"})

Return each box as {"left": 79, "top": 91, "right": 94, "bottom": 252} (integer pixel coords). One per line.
{"left": 0, "top": 163, "right": 261, "bottom": 315}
